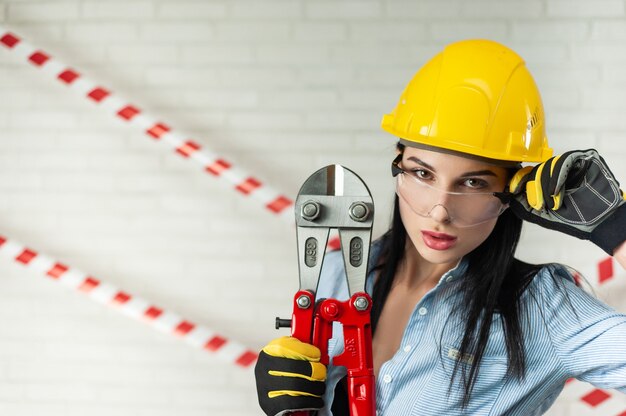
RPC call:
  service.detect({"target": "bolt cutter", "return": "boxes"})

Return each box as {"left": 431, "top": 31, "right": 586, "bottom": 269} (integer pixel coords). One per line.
{"left": 276, "top": 164, "right": 375, "bottom": 416}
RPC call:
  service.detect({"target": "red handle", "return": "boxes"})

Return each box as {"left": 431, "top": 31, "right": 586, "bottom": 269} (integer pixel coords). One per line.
{"left": 288, "top": 291, "right": 376, "bottom": 416}
{"left": 326, "top": 293, "right": 375, "bottom": 416}
{"left": 289, "top": 291, "right": 317, "bottom": 416}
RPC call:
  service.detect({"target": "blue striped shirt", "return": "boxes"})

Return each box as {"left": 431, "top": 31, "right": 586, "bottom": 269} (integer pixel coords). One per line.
{"left": 316, "top": 242, "right": 626, "bottom": 415}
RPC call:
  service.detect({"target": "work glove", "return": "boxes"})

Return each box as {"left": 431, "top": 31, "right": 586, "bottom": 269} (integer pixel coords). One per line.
{"left": 254, "top": 336, "right": 327, "bottom": 416}
{"left": 508, "top": 149, "right": 626, "bottom": 255}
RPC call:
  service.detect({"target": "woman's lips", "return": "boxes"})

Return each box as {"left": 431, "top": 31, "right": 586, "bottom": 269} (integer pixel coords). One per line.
{"left": 421, "top": 231, "right": 458, "bottom": 251}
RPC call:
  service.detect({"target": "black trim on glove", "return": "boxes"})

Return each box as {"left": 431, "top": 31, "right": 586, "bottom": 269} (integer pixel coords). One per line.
{"left": 590, "top": 204, "right": 626, "bottom": 255}
{"left": 254, "top": 351, "right": 325, "bottom": 416}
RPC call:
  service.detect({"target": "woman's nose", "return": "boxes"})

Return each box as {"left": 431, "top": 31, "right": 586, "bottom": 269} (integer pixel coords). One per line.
{"left": 428, "top": 204, "right": 452, "bottom": 224}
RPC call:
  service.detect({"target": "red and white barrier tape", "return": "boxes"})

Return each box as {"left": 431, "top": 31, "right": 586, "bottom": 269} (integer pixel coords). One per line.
{"left": 562, "top": 379, "right": 626, "bottom": 416}
{"left": 562, "top": 256, "right": 626, "bottom": 414}
{"left": 0, "top": 27, "right": 293, "bottom": 222}
{"left": 0, "top": 234, "right": 257, "bottom": 369}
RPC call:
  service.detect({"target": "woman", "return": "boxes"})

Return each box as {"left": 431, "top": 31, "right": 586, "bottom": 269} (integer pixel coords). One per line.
{"left": 255, "top": 39, "right": 626, "bottom": 415}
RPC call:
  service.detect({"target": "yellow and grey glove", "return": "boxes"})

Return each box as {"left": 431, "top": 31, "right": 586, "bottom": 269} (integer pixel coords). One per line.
{"left": 508, "top": 149, "right": 626, "bottom": 254}
{"left": 254, "top": 336, "right": 327, "bottom": 416}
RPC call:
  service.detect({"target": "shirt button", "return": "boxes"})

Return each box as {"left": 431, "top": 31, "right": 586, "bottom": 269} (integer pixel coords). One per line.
{"left": 382, "top": 374, "right": 392, "bottom": 383}
{"left": 403, "top": 345, "right": 411, "bottom": 352}
{"left": 418, "top": 307, "right": 428, "bottom": 316}
{"left": 446, "top": 275, "right": 454, "bottom": 282}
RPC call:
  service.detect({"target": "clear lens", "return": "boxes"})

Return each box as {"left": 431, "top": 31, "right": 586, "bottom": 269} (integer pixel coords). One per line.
{"left": 396, "top": 173, "right": 507, "bottom": 227}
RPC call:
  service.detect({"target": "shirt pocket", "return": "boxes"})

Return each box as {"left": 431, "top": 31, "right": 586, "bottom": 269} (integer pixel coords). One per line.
{"left": 410, "top": 343, "right": 509, "bottom": 416}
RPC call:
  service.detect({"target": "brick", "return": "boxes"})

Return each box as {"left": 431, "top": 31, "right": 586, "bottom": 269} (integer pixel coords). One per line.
{"left": 260, "top": 89, "right": 337, "bottom": 109}
{"left": 107, "top": 45, "right": 178, "bottom": 64}
{"left": 41, "top": 173, "right": 115, "bottom": 192}
{"left": 581, "top": 87, "right": 626, "bottom": 109}
{"left": 573, "top": 44, "right": 626, "bottom": 62}
{"left": 8, "top": 2, "right": 80, "bottom": 21}
{"left": 157, "top": 1, "right": 227, "bottom": 19}
{"left": 81, "top": 1, "right": 155, "bottom": 19}
{"left": 256, "top": 45, "right": 329, "bottom": 64}
{"left": 547, "top": 0, "right": 624, "bottom": 17}
{"left": 181, "top": 45, "right": 255, "bottom": 64}
{"left": 226, "top": 112, "right": 302, "bottom": 129}
{"left": 540, "top": 87, "right": 580, "bottom": 110}
{"left": 386, "top": 0, "right": 463, "bottom": 18}
{"left": 462, "top": 1, "right": 543, "bottom": 18}
{"left": 306, "top": 1, "right": 381, "bottom": 19}
{"left": 0, "top": 173, "right": 42, "bottom": 190}
{"left": 217, "top": 67, "right": 297, "bottom": 87}
{"left": 591, "top": 21, "right": 626, "bottom": 40}
{"left": 294, "top": 22, "right": 348, "bottom": 41}
{"left": 144, "top": 67, "right": 220, "bottom": 86}
{"left": 140, "top": 23, "right": 214, "bottom": 42}
{"left": 430, "top": 22, "right": 508, "bottom": 42}
{"left": 231, "top": 1, "right": 302, "bottom": 18}
{"left": 340, "top": 89, "right": 397, "bottom": 109}
{"left": 215, "top": 22, "right": 290, "bottom": 41}
{"left": 508, "top": 43, "right": 569, "bottom": 64}
{"left": 512, "top": 22, "right": 590, "bottom": 41}
{"left": 3, "top": 23, "right": 64, "bottom": 40}
{"left": 550, "top": 110, "right": 626, "bottom": 130}
{"left": 183, "top": 90, "right": 258, "bottom": 109}
{"left": 532, "top": 65, "right": 601, "bottom": 86}
{"left": 65, "top": 23, "right": 138, "bottom": 42}
{"left": 349, "top": 22, "right": 426, "bottom": 41}
{"left": 305, "top": 111, "right": 373, "bottom": 131}
{"left": 331, "top": 44, "right": 432, "bottom": 66}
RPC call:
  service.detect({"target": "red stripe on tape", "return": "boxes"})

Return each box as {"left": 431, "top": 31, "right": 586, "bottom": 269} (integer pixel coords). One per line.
{"left": 327, "top": 237, "right": 341, "bottom": 251}
{"left": 47, "top": 263, "right": 69, "bottom": 279}
{"left": 236, "top": 351, "right": 258, "bottom": 367}
{"left": 581, "top": 389, "right": 611, "bottom": 407}
{"left": 112, "top": 291, "right": 131, "bottom": 305}
{"left": 79, "top": 276, "right": 100, "bottom": 292}
{"left": 16, "top": 249, "right": 37, "bottom": 264}
{"left": 0, "top": 33, "right": 20, "bottom": 48}
{"left": 176, "top": 140, "right": 201, "bottom": 158}
{"left": 117, "top": 105, "right": 141, "bottom": 121}
{"left": 267, "top": 195, "right": 292, "bottom": 213}
{"left": 236, "top": 177, "right": 261, "bottom": 195}
{"left": 205, "top": 159, "right": 231, "bottom": 176}
{"left": 175, "top": 321, "right": 195, "bottom": 335}
{"left": 147, "top": 123, "right": 170, "bottom": 139}
{"left": 204, "top": 335, "right": 227, "bottom": 351}
{"left": 598, "top": 257, "right": 614, "bottom": 284}
{"left": 87, "top": 87, "right": 110, "bottom": 103}
{"left": 0, "top": 236, "right": 6, "bottom": 246}
{"left": 144, "top": 306, "right": 163, "bottom": 320}
{"left": 617, "top": 411, "right": 626, "bottom": 416}
{"left": 58, "top": 69, "right": 80, "bottom": 84}
{"left": 29, "top": 51, "right": 50, "bottom": 66}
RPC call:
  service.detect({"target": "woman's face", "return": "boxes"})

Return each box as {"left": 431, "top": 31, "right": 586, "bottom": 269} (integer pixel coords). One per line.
{"left": 397, "top": 146, "right": 510, "bottom": 266}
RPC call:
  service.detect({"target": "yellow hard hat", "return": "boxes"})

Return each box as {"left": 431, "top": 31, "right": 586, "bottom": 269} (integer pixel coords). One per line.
{"left": 381, "top": 39, "right": 553, "bottom": 163}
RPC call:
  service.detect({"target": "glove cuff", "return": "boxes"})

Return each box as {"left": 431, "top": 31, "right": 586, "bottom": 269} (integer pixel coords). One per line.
{"left": 590, "top": 203, "right": 626, "bottom": 255}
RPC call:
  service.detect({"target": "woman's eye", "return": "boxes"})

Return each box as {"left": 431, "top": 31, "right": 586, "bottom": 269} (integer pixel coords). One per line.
{"left": 411, "top": 169, "right": 432, "bottom": 180}
{"left": 463, "top": 178, "right": 488, "bottom": 189}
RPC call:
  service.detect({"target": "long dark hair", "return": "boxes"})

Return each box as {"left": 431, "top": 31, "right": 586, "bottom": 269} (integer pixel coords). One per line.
{"left": 370, "top": 146, "right": 546, "bottom": 407}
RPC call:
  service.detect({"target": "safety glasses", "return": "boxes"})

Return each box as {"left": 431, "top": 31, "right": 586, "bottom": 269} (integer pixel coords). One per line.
{"left": 391, "top": 154, "right": 510, "bottom": 228}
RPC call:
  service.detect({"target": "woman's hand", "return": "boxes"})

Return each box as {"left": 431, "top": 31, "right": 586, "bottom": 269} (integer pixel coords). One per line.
{"left": 508, "top": 149, "right": 625, "bottom": 255}
{"left": 254, "top": 336, "right": 327, "bottom": 416}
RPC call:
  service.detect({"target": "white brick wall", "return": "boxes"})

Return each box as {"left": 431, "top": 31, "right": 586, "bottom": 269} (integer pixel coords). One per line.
{"left": 0, "top": 1, "right": 624, "bottom": 415}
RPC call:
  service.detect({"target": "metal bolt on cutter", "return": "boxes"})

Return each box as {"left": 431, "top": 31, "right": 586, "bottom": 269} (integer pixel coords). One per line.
{"left": 276, "top": 165, "right": 376, "bottom": 416}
